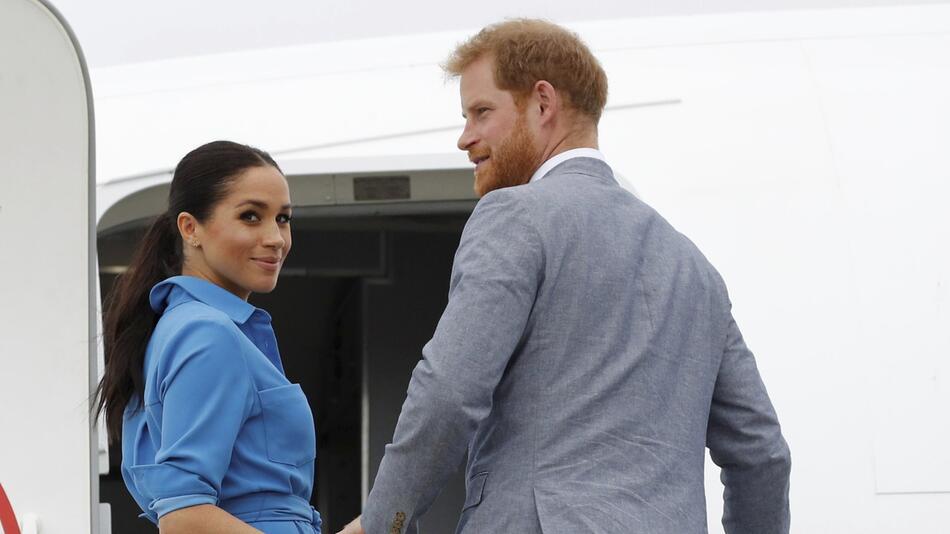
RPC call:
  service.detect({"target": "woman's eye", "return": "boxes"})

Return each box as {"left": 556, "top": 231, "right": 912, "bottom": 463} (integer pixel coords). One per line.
{"left": 240, "top": 211, "right": 261, "bottom": 222}
{"left": 277, "top": 213, "right": 292, "bottom": 224}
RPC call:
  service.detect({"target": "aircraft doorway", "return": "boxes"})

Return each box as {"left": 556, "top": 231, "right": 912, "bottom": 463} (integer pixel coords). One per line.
{"left": 98, "top": 207, "right": 475, "bottom": 533}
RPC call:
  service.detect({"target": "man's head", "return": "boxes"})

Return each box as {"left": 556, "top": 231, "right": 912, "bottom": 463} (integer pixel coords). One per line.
{"left": 445, "top": 19, "right": 608, "bottom": 196}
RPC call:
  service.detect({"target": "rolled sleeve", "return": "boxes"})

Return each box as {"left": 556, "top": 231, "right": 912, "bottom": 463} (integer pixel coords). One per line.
{"left": 127, "top": 463, "right": 217, "bottom": 518}
{"left": 144, "top": 316, "right": 255, "bottom": 517}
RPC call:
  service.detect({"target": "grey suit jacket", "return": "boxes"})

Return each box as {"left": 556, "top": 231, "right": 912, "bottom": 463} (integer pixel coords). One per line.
{"left": 363, "top": 158, "right": 791, "bottom": 534}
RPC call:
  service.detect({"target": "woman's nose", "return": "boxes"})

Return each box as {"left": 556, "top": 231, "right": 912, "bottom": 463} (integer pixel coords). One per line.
{"left": 263, "top": 223, "right": 286, "bottom": 248}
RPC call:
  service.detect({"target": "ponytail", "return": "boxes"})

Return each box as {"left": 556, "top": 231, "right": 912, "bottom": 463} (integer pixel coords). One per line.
{"left": 93, "top": 140, "right": 280, "bottom": 443}
{"left": 94, "top": 212, "right": 181, "bottom": 442}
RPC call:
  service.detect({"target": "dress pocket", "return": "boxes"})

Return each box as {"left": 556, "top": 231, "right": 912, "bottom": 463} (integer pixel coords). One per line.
{"left": 258, "top": 383, "right": 316, "bottom": 467}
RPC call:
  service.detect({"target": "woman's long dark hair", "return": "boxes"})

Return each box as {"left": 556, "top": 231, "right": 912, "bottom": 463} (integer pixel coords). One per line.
{"left": 94, "top": 140, "right": 281, "bottom": 442}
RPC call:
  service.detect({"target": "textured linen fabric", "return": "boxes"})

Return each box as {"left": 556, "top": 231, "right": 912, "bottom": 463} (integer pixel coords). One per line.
{"left": 363, "top": 158, "right": 790, "bottom": 534}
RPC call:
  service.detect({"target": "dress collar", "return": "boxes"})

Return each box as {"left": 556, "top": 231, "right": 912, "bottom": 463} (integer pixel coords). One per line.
{"left": 149, "top": 275, "right": 259, "bottom": 325}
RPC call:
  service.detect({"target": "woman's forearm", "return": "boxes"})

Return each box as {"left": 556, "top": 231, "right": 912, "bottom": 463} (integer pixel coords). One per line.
{"left": 159, "top": 504, "right": 263, "bottom": 534}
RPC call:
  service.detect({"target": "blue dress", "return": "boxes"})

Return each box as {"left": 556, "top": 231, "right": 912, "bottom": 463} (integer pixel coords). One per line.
{"left": 121, "top": 276, "right": 322, "bottom": 533}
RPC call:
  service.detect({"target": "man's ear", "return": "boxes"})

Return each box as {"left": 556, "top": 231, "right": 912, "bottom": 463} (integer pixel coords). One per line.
{"left": 534, "top": 80, "right": 559, "bottom": 125}
{"left": 177, "top": 212, "right": 200, "bottom": 247}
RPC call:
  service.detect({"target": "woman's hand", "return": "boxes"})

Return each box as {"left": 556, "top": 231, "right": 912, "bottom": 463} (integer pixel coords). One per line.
{"left": 159, "top": 504, "right": 263, "bottom": 534}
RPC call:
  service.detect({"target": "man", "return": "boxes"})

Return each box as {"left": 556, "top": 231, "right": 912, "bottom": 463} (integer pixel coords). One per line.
{"left": 340, "top": 19, "right": 790, "bottom": 534}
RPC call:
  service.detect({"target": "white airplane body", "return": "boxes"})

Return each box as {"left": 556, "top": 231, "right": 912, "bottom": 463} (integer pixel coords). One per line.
{"left": 1, "top": 0, "right": 949, "bottom": 532}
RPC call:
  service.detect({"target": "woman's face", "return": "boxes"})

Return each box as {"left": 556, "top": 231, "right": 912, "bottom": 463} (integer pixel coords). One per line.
{"left": 183, "top": 165, "right": 292, "bottom": 300}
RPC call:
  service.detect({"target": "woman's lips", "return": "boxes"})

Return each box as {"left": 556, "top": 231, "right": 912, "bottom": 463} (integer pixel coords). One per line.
{"left": 251, "top": 257, "right": 281, "bottom": 272}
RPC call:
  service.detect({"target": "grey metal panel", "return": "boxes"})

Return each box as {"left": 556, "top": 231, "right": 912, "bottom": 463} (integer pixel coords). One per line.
{"left": 99, "top": 168, "right": 477, "bottom": 233}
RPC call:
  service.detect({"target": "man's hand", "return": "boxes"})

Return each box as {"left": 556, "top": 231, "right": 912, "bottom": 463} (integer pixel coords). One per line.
{"left": 336, "top": 515, "right": 364, "bottom": 534}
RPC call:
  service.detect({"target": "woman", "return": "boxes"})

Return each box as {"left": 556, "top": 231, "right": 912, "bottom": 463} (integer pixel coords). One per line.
{"left": 94, "top": 141, "right": 321, "bottom": 533}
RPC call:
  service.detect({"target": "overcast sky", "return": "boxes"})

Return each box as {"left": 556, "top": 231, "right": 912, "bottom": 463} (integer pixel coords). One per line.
{"left": 51, "top": 0, "right": 946, "bottom": 68}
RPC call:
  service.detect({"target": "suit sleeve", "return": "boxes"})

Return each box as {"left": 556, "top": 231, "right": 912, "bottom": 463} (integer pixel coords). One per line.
{"left": 127, "top": 317, "right": 255, "bottom": 519}
{"left": 706, "top": 312, "right": 791, "bottom": 534}
{"left": 363, "top": 189, "right": 542, "bottom": 533}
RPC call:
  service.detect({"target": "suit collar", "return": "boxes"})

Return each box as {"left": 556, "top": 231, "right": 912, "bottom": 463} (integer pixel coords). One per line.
{"left": 543, "top": 156, "right": 616, "bottom": 184}
{"left": 529, "top": 148, "right": 608, "bottom": 183}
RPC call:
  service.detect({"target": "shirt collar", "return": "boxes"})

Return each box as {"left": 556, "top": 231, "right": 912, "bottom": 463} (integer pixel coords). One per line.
{"left": 149, "top": 275, "right": 258, "bottom": 325}
{"left": 528, "top": 148, "right": 607, "bottom": 184}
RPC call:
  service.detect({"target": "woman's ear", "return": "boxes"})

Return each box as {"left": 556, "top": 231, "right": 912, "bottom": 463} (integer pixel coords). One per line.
{"left": 177, "top": 212, "right": 201, "bottom": 249}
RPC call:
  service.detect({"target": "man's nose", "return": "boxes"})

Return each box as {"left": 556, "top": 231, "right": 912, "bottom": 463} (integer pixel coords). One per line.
{"left": 457, "top": 122, "right": 476, "bottom": 151}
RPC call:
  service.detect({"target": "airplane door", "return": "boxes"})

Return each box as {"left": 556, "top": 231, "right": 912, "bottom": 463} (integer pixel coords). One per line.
{"left": 0, "top": 1, "right": 98, "bottom": 533}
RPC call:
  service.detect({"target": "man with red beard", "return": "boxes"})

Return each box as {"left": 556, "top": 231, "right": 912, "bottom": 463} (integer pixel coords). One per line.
{"left": 340, "top": 19, "right": 790, "bottom": 534}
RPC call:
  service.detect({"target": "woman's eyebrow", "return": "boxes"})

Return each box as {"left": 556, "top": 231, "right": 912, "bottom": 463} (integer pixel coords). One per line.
{"left": 236, "top": 199, "right": 268, "bottom": 209}
{"left": 235, "top": 199, "right": 292, "bottom": 210}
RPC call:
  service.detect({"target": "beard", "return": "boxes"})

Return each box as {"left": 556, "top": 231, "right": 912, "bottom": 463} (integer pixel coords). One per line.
{"left": 473, "top": 114, "right": 542, "bottom": 197}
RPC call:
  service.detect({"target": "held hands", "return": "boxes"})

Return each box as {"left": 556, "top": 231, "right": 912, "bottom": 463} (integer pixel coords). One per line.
{"left": 336, "top": 515, "right": 364, "bottom": 534}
